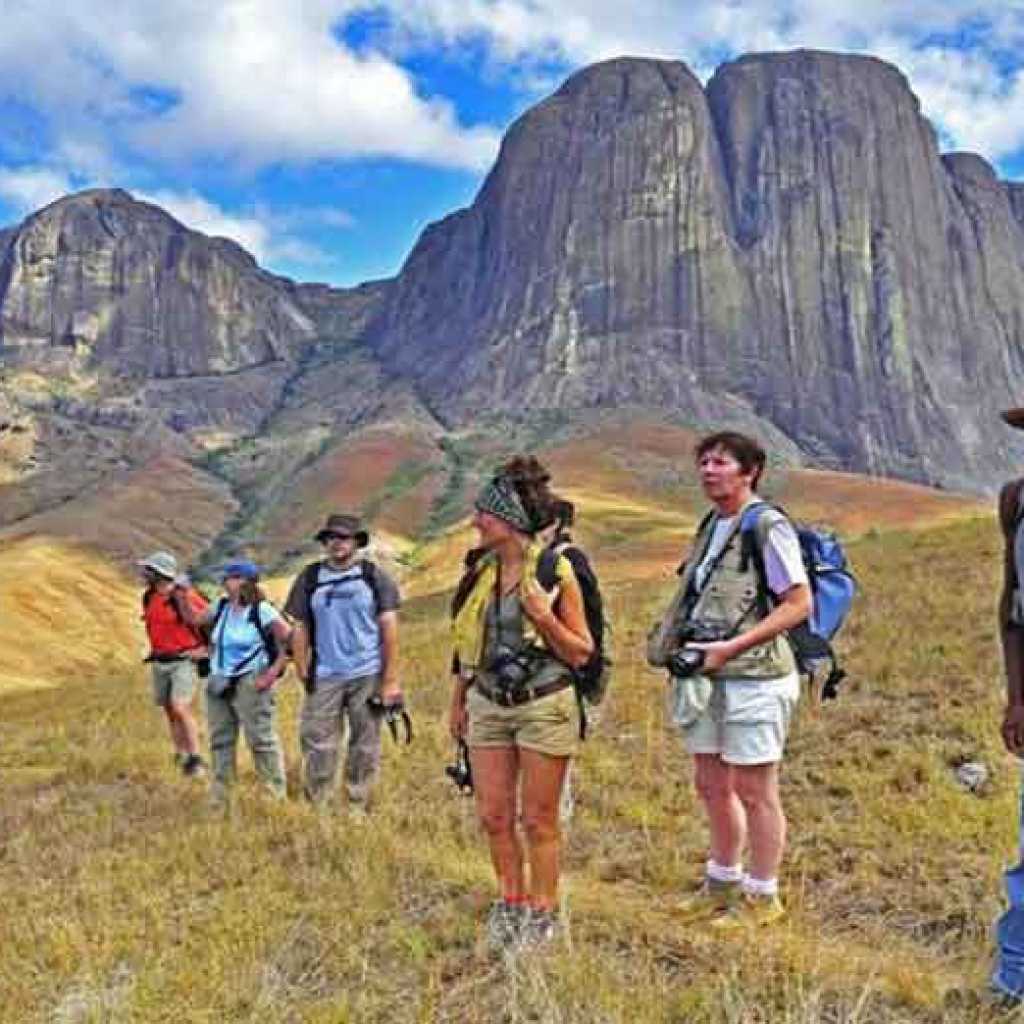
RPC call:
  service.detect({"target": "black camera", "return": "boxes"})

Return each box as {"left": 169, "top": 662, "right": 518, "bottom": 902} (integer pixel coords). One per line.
{"left": 487, "top": 644, "right": 540, "bottom": 690}
{"left": 668, "top": 646, "right": 707, "bottom": 678}
{"left": 445, "top": 738, "right": 474, "bottom": 794}
{"left": 669, "top": 623, "right": 729, "bottom": 678}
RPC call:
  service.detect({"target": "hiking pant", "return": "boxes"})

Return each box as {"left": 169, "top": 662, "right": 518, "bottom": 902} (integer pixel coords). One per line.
{"left": 299, "top": 673, "right": 382, "bottom": 807}
{"left": 205, "top": 671, "right": 286, "bottom": 803}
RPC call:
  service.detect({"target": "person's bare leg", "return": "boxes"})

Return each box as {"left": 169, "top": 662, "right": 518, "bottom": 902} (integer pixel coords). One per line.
{"left": 693, "top": 754, "right": 745, "bottom": 866}
{"left": 471, "top": 746, "right": 524, "bottom": 900}
{"left": 168, "top": 701, "right": 200, "bottom": 756}
{"left": 733, "top": 763, "right": 785, "bottom": 882}
{"left": 519, "top": 748, "right": 569, "bottom": 910}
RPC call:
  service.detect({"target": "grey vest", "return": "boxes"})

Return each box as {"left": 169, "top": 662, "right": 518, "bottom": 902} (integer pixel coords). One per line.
{"left": 648, "top": 500, "right": 796, "bottom": 681}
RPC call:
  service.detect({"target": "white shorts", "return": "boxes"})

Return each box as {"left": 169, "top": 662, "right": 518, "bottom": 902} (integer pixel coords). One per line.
{"left": 681, "top": 673, "right": 799, "bottom": 765}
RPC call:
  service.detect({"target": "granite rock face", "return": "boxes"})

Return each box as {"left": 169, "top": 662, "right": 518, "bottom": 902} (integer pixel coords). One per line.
{"left": 365, "top": 52, "right": 1024, "bottom": 490}
{"left": 0, "top": 189, "right": 318, "bottom": 379}
{"left": 5, "top": 52, "right": 1024, "bottom": 494}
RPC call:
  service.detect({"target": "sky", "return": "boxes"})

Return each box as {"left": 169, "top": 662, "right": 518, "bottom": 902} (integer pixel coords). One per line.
{"left": 1, "top": 1, "right": 1024, "bottom": 288}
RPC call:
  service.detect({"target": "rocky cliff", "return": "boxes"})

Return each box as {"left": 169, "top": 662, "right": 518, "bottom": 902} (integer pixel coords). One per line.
{"left": 365, "top": 51, "right": 1024, "bottom": 490}
{"left": 4, "top": 50, "right": 1024, "bottom": 503}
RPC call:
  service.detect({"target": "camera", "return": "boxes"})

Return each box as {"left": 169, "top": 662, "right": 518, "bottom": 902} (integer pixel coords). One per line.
{"left": 668, "top": 646, "right": 707, "bottom": 678}
{"left": 445, "top": 739, "right": 474, "bottom": 794}
{"left": 486, "top": 644, "right": 540, "bottom": 691}
{"left": 668, "top": 623, "right": 729, "bottom": 678}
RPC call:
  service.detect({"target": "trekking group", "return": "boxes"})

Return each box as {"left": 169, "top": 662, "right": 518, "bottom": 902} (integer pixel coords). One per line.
{"left": 154, "top": 424, "right": 1024, "bottom": 958}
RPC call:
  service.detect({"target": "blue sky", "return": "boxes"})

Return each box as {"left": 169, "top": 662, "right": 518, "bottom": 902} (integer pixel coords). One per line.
{"left": 0, "top": 2, "right": 1023, "bottom": 287}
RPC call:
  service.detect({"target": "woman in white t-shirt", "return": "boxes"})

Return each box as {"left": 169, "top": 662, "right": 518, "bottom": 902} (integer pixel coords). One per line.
{"left": 649, "top": 432, "right": 811, "bottom": 931}
{"left": 185, "top": 560, "right": 292, "bottom": 807}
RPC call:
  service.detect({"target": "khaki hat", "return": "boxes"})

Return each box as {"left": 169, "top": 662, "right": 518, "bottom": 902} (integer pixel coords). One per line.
{"left": 137, "top": 551, "right": 178, "bottom": 579}
{"left": 1003, "top": 409, "right": 1024, "bottom": 429}
{"left": 314, "top": 513, "right": 369, "bottom": 547}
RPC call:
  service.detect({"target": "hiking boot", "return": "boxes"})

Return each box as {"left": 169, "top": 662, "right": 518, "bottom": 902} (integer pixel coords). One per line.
{"left": 182, "top": 754, "right": 207, "bottom": 778}
{"left": 674, "top": 878, "right": 740, "bottom": 923}
{"left": 485, "top": 900, "right": 526, "bottom": 952}
{"left": 519, "top": 907, "right": 560, "bottom": 949}
{"left": 709, "top": 892, "right": 785, "bottom": 932}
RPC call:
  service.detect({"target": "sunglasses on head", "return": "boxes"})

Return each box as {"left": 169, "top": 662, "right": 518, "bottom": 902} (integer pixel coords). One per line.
{"left": 321, "top": 531, "right": 354, "bottom": 543}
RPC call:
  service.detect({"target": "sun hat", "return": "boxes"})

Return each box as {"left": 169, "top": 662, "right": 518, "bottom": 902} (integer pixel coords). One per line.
{"left": 221, "top": 559, "right": 260, "bottom": 580}
{"left": 314, "top": 513, "right": 369, "bottom": 547}
{"left": 136, "top": 551, "right": 178, "bottom": 580}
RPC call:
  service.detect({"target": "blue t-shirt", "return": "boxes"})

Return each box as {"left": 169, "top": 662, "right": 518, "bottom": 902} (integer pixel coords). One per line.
{"left": 211, "top": 600, "right": 280, "bottom": 677}
{"left": 305, "top": 563, "right": 400, "bottom": 681}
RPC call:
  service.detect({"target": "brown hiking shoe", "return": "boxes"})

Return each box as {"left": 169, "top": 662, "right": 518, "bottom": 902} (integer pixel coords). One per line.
{"left": 674, "top": 878, "right": 740, "bottom": 923}
{"left": 709, "top": 892, "right": 786, "bottom": 932}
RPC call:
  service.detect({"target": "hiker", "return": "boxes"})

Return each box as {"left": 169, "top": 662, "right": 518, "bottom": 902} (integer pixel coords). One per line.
{"left": 994, "top": 409, "right": 1024, "bottom": 1001}
{"left": 175, "top": 560, "right": 291, "bottom": 807}
{"left": 999, "top": 411, "right": 1024, "bottom": 768}
{"left": 138, "top": 551, "right": 207, "bottom": 777}
{"left": 648, "top": 432, "right": 811, "bottom": 930}
{"left": 449, "top": 457, "right": 594, "bottom": 949}
{"left": 284, "top": 514, "right": 402, "bottom": 816}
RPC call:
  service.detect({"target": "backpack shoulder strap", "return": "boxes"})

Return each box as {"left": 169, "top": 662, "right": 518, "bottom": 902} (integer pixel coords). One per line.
{"left": 248, "top": 600, "right": 277, "bottom": 656}
{"left": 360, "top": 560, "right": 382, "bottom": 614}
{"left": 536, "top": 542, "right": 566, "bottom": 591}
{"left": 739, "top": 500, "right": 789, "bottom": 607}
{"left": 451, "top": 550, "right": 493, "bottom": 619}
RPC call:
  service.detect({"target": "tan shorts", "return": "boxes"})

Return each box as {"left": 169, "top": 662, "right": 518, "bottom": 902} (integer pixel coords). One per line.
{"left": 467, "top": 683, "right": 579, "bottom": 758}
{"left": 151, "top": 659, "right": 198, "bottom": 706}
{"left": 682, "top": 675, "right": 799, "bottom": 766}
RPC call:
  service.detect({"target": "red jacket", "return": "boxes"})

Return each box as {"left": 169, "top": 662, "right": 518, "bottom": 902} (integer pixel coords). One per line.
{"left": 143, "top": 587, "right": 208, "bottom": 656}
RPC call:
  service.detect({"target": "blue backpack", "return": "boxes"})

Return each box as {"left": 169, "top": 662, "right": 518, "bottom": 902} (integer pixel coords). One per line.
{"left": 739, "top": 502, "right": 856, "bottom": 700}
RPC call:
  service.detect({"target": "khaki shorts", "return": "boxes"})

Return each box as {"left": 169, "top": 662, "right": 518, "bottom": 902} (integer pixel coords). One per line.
{"left": 467, "top": 683, "right": 579, "bottom": 758}
{"left": 682, "top": 675, "right": 799, "bottom": 766}
{"left": 151, "top": 659, "right": 198, "bottom": 706}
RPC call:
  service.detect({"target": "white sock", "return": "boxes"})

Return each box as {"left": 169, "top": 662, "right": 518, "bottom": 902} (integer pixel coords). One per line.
{"left": 706, "top": 860, "right": 743, "bottom": 884}
{"left": 742, "top": 874, "right": 779, "bottom": 897}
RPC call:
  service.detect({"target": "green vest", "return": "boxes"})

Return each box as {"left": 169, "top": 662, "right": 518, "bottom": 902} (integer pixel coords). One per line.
{"left": 650, "top": 500, "right": 796, "bottom": 681}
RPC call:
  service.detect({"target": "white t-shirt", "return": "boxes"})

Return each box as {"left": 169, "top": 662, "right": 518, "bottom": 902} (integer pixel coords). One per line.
{"left": 694, "top": 513, "right": 808, "bottom": 596}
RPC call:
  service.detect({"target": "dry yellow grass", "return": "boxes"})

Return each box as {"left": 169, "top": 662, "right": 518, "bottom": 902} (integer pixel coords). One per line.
{"left": 1, "top": 510, "right": 1020, "bottom": 1023}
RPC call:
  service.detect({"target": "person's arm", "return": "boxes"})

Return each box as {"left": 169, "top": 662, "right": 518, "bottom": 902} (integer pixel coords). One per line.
{"left": 377, "top": 610, "right": 401, "bottom": 700}
{"left": 521, "top": 570, "right": 594, "bottom": 669}
{"left": 999, "top": 481, "right": 1024, "bottom": 754}
{"left": 254, "top": 612, "right": 293, "bottom": 691}
{"left": 291, "top": 622, "right": 311, "bottom": 683}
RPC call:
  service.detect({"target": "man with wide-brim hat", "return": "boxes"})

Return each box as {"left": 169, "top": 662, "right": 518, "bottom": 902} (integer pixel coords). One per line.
{"left": 285, "top": 513, "right": 402, "bottom": 816}
{"left": 137, "top": 550, "right": 208, "bottom": 777}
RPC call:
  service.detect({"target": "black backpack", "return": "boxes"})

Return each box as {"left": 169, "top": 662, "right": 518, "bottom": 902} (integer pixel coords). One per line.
{"left": 209, "top": 598, "right": 280, "bottom": 675}
{"left": 537, "top": 541, "right": 611, "bottom": 712}
{"left": 295, "top": 560, "right": 385, "bottom": 693}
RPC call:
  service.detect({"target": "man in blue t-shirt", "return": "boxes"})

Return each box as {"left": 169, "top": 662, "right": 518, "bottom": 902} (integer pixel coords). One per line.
{"left": 285, "top": 513, "right": 402, "bottom": 813}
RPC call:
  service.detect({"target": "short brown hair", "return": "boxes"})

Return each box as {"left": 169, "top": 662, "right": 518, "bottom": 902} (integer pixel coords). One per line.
{"left": 695, "top": 431, "right": 767, "bottom": 486}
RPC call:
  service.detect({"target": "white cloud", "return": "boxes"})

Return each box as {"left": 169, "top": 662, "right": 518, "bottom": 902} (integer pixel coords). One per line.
{"left": 0, "top": 1, "right": 501, "bottom": 173}
{"left": 375, "top": 1, "right": 1024, "bottom": 164}
{"left": 1, "top": 2, "right": 1024, "bottom": 180}
{"left": 0, "top": 167, "right": 75, "bottom": 214}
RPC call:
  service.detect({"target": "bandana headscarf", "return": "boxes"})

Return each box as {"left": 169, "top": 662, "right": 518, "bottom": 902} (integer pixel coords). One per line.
{"left": 474, "top": 475, "right": 535, "bottom": 533}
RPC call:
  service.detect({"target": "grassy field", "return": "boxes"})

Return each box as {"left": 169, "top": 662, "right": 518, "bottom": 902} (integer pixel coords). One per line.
{"left": 2, "top": 507, "right": 1022, "bottom": 1022}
